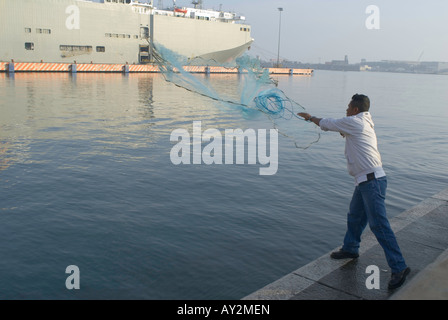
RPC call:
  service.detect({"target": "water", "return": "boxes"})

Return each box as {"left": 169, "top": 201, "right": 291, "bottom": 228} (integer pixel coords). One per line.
{"left": 0, "top": 70, "right": 447, "bottom": 299}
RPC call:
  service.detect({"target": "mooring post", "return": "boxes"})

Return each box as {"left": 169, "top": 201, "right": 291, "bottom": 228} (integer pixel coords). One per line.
{"left": 7, "top": 59, "right": 15, "bottom": 73}
{"left": 70, "top": 61, "right": 77, "bottom": 74}
{"left": 123, "top": 62, "right": 130, "bottom": 74}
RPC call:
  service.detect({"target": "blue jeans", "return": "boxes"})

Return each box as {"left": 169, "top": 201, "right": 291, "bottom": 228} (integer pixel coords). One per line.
{"left": 342, "top": 176, "right": 407, "bottom": 273}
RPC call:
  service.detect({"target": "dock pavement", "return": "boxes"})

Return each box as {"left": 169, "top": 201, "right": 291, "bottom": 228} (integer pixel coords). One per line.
{"left": 243, "top": 188, "right": 448, "bottom": 300}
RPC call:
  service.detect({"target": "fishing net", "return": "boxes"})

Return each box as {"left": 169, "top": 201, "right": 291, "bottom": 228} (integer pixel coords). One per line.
{"left": 151, "top": 42, "right": 321, "bottom": 149}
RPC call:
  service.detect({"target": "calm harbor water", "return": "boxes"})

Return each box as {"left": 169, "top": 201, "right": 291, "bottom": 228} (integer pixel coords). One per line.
{"left": 0, "top": 70, "right": 447, "bottom": 299}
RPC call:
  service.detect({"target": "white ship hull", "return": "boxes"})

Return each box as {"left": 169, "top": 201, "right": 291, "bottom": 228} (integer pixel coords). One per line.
{"left": 0, "top": 0, "right": 253, "bottom": 65}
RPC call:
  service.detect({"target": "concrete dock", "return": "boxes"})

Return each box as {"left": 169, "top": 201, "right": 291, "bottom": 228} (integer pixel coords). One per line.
{"left": 243, "top": 188, "right": 448, "bottom": 300}
{"left": 0, "top": 61, "right": 313, "bottom": 75}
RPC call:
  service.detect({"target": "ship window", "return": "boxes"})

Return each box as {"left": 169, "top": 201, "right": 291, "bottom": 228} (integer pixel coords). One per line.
{"left": 140, "top": 27, "right": 149, "bottom": 39}
{"left": 25, "top": 42, "right": 34, "bottom": 50}
{"left": 96, "top": 46, "right": 106, "bottom": 53}
{"left": 60, "top": 45, "right": 93, "bottom": 52}
{"left": 43, "top": 29, "right": 51, "bottom": 34}
{"left": 25, "top": 28, "right": 31, "bottom": 33}
{"left": 36, "top": 28, "right": 42, "bottom": 34}
{"left": 139, "top": 46, "right": 149, "bottom": 53}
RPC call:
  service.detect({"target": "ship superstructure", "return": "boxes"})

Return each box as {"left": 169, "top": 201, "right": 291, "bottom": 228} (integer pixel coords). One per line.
{"left": 0, "top": 0, "right": 254, "bottom": 65}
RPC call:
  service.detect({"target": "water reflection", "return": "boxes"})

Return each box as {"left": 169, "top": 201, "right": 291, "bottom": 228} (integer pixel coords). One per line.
{"left": 0, "top": 141, "right": 12, "bottom": 171}
{"left": 0, "top": 72, "right": 264, "bottom": 171}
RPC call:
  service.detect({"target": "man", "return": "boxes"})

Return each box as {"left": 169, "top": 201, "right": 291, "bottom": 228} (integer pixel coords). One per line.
{"left": 298, "top": 94, "right": 410, "bottom": 290}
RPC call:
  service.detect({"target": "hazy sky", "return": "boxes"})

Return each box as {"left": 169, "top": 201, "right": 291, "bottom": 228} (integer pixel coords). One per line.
{"left": 173, "top": 0, "right": 448, "bottom": 63}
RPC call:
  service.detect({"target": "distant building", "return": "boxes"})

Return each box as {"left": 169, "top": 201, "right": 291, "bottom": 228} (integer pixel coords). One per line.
{"left": 360, "top": 65, "right": 372, "bottom": 71}
{"left": 327, "top": 55, "right": 349, "bottom": 66}
{"left": 360, "top": 58, "right": 371, "bottom": 71}
{"left": 437, "top": 62, "right": 448, "bottom": 74}
{"left": 269, "top": 58, "right": 287, "bottom": 67}
{"left": 359, "top": 60, "right": 448, "bottom": 74}
{"left": 259, "top": 56, "right": 448, "bottom": 75}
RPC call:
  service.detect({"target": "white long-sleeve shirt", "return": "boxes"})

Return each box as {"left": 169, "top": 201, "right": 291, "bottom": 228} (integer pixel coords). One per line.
{"left": 319, "top": 112, "right": 386, "bottom": 185}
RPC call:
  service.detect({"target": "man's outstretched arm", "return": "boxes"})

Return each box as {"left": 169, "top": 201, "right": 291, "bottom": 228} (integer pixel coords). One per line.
{"left": 298, "top": 112, "right": 346, "bottom": 137}
{"left": 298, "top": 112, "right": 322, "bottom": 126}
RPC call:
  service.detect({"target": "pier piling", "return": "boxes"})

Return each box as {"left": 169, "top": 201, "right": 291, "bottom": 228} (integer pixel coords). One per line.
{"left": 123, "top": 63, "right": 130, "bottom": 74}
{"left": 69, "top": 63, "right": 77, "bottom": 74}
{"left": 7, "top": 60, "right": 14, "bottom": 73}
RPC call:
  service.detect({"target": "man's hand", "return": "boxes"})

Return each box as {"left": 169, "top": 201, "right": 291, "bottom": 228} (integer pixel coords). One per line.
{"left": 298, "top": 112, "right": 322, "bottom": 126}
{"left": 298, "top": 112, "right": 311, "bottom": 121}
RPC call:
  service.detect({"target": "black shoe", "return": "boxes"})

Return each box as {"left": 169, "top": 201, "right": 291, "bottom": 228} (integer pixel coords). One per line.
{"left": 330, "top": 249, "right": 359, "bottom": 259}
{"left": 388, "top": 267, "right": 411, "bottom": 290}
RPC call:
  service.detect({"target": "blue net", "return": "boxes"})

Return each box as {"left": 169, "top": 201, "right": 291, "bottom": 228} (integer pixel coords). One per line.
{"left": 151, "top": 42, "right": 320, "bottom": 149}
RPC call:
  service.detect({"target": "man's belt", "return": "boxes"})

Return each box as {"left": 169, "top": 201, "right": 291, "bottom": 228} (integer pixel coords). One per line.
{"left": 367, "top": 172, "right": 375, "bottom": 181}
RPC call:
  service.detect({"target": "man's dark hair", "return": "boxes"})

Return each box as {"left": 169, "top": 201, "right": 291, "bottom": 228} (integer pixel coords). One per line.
{"left": 351, "top": 94, "right": 370, "bottom": 112}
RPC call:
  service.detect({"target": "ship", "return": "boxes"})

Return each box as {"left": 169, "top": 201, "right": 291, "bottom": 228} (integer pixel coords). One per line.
{"left": 0, "top": 0, "right": 254, "bottom": 65}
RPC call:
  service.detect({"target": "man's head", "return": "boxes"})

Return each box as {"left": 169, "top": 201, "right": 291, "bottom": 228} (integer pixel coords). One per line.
{"left": 346, "top": 94, "right": 370, "bottom": 116}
